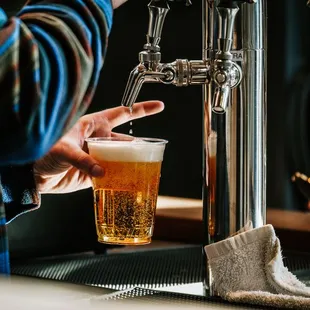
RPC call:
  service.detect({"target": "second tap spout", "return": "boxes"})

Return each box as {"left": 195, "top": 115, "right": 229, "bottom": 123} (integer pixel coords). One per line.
{"left": 211, "top": 60, "right": 242, "bottom": 113}
{"left": 212, "top": 86, "right": 230, "bottom": 114}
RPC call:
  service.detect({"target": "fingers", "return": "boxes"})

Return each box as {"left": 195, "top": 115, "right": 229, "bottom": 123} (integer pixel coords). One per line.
{"left": 112, "top": 0, "right": 128, "bottom": 9}
{"left": 59, "top": 145, "right": 104, "bottom": 178}
{"left": 79, "top": 100, "right": 164, "bottom": 139}
{"left": 110, "top": 132, "right": 133, "bottom": 139}
{"left": 102, "top": 100, "right": 164, "bottom": 129}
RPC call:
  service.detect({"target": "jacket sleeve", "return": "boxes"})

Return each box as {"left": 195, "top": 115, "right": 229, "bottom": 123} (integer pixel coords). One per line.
{"left": 0, "top": 164, "right": 40, "bottom": 223}
{"left": 0, "top": 0, "right": 113, "bottom": 222}
{"left": 0, "top": 0, "right": 113, "bottom": 165}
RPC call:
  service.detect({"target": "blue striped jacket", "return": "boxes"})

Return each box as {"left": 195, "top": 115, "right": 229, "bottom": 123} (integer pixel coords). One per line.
{"left": 0, "top": 0, "right": 113, "bottom": 275}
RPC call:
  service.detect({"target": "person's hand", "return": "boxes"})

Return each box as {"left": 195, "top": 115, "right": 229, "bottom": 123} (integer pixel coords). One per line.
{"left": 33, "top": 100, "right": 164, "bottom": 194}
{"left": 112, "top": 0, "right": 128, "bottom": 9}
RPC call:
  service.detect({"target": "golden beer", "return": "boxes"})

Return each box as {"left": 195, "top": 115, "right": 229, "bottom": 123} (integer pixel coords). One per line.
{"left": 87, "top": 137, "right": 167, "bottom": 245}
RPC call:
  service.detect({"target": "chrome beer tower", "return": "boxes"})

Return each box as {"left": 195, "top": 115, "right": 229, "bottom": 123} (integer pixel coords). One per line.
{"left": 121, "top": 0, "right": 267, "bottom": 294}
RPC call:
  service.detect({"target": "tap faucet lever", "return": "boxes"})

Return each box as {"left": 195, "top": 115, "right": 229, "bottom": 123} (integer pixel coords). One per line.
{"left": 145, "top": 0, "right": 170, "bottom": 52}
{"left": 216, "top": 4, "right": 239, "bottom": 56}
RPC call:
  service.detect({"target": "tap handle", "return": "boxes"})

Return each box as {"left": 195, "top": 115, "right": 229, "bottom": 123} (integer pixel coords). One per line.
{"left": 216, "top": 5, "right": 239, "bottom": 56}
{"left": 146, "top": 0, "right": 192, "bottom": 52}
{"left": 146, "top": 1, "right": 170, "bottom": 52}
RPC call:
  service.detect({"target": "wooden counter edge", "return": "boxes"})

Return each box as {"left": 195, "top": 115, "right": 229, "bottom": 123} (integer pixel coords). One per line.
{"left": 154, "top": 196, "right": 310, "bottom": 252}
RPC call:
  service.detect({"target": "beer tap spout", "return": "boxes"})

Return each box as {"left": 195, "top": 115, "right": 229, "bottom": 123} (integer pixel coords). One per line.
{"left": 121, "top": 64, "right": 167, "bottom": 108}
{"left": 121, "top": 66, "right": 145, "bottom": 109}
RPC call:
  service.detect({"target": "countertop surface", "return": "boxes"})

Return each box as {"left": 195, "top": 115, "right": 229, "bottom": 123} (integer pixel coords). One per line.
{"left": 156, "top": 196, "right": 310, "bottom": 231}
{"left": 154, "top": 196, "right": 310, "bottom": 252}
{"left": 0, "top": 276, "right": 259, "bottom": 310}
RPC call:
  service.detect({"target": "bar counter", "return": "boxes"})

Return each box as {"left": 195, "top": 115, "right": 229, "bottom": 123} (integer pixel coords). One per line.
{"left": 155, "top": 196, "right": 310, "bottom": 252}
{"left": 5, "top": 196, "right": 310, "bottom": 309}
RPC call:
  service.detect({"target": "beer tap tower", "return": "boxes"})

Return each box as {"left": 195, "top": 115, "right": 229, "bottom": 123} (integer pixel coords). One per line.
{"left": 121, "top": 0, "right": 267, "bottom": 295}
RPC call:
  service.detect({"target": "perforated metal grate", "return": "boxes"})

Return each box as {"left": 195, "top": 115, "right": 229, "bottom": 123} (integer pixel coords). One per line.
{"left": 11, "top": 246, "right": 204, "bottom": 290}
{"left": 283, "top": 252, "right": 310, "bottom": 272}
{"left": 10, "top": 246, "right": 310, "bottom": 308}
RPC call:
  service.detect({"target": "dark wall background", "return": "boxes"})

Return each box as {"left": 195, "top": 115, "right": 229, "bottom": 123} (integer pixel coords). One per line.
{"left": 8, "top": 0, "right": 310, "bottom": 258}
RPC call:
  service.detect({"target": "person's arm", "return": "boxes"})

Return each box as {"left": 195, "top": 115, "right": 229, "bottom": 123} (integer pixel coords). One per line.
{"left": 0, "top": 0, "right": 113, "bottom": 165}
{"left": 0, "top": 0, "right": 113, "bottom": 222}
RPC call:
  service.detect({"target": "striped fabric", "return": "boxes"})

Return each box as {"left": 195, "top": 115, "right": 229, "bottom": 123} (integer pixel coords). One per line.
{"left": 0, "top": 0, "right": 113, "bottom": 275}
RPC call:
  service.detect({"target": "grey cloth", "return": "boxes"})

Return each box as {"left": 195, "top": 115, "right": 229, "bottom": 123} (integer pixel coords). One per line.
{"left": 204, "top": 224, "right": 310, "bottom": 309}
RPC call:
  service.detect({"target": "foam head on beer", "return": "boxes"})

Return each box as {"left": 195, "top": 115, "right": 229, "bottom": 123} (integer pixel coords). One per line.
{"left": 87, "top": 137, "right": 167, "bottom": 162}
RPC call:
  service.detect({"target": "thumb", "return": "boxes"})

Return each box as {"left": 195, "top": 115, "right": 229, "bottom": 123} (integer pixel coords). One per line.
{"left": 62, "top": 145, "right": 104, "bottom": 178}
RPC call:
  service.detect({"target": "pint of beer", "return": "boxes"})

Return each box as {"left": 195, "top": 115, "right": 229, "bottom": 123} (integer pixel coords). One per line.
{"left": 86, "top": 137, "right": 168, "bottom": 245}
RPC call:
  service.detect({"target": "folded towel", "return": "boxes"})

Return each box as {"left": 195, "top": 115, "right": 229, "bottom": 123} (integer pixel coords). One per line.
{"left": 204, "top": 224, "right": 310, "bottom": 309}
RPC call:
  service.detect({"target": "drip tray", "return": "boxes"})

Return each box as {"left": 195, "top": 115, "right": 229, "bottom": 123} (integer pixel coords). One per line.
{"left": 11, "top": 246, "right": 203, "bottom": 290}
{"left": 10, "top": 246, "right": 310, "bottom": 309}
